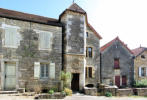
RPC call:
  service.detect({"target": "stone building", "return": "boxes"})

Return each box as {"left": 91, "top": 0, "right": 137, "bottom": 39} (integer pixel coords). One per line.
{"left": 0, "top": 3, "right": 102, "bottom": 92}
{"left": 132, "top": 47, "right": 147, "bottom": 81}
{"left": 100, "top": 37, "right": 134, "bottom": 88}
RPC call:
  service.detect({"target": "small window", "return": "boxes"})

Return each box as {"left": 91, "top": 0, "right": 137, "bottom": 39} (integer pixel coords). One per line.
{"left": 114, "top": 58, "right": 120, "bottom": 69}
{"left": 86, "top": 32, "right": 88, "bottom": 38}
{"left": 141, "top": 68, "right": 145, "bottom": 76}
{"left": 40, "top": 64, "right": 49, "bottom": 78}
{"left": 86, "top": 47, "right": 93, "bottom": 58}
{"left": 85, "top": 67, "right": 93, "bottom": 78}
{"left": 141, "top": 55, "right": 145, "bottom": 59}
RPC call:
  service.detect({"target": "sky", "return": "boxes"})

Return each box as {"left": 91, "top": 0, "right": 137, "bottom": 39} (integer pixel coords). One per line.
{"left": 0, "top": 0, "right": 147, "bottom": 49}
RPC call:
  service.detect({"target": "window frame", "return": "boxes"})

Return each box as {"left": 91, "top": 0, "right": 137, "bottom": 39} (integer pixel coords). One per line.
{"left": 40, "top": 63, "right": 49, "bottom": 79}
{"left": 114, "top": 58, "right": 120, "bottom": 69}
{"left": 85, "top": 66, "right": 93, "bottom": 78}
{"left": 86, "top": 47, "right": 93, "bottom": 58}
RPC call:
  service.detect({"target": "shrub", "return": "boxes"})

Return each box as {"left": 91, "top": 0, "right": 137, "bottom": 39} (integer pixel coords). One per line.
{"left": 61, "top": 71, "right": 72, "bottom": 89}
{"left": 48, "top": 89, "right": 54, "bottom": 94}
{"left": 105, "top": 92, "right": 112, "bottom": 97}
{"left": 64, "top": 88, "right": 72, "bottom": 96}
{"left": 134, "top": 79, "right": 147, "bottom": 88}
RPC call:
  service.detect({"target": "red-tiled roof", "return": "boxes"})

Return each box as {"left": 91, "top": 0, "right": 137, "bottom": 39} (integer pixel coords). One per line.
{"left": 132, "top": 47, "right": 147, "bottom": 57}
{"left": 0, "top": 8, "right": 62, "bottom": 26}
{"left": 100, "top": 37, "right": 133, "bottom": 54}
{"left": 87, "top": 23, "right": 102, "bottom": 39}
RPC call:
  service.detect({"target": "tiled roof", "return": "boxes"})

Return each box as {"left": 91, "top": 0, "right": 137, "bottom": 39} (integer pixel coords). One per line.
{"left": 100, "top": 37, "right": 133, "bottom": 54}
{"left": 132, "top": 47, "right": 147, "bottom": 57}
{"left": 67, "top": 3, "right": 86, "bottom": 14}
{"left": 87, "top": 23, "right": 102, "bottom": 39}
{"left": 0, "top": 8, "right": 62, "bottom": 26}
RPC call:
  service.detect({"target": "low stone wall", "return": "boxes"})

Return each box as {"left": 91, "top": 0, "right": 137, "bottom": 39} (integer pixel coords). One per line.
{"left": 116, "top": 88, "right": 133, "bottom": 96}
{"left": 104, "top": 86, "right": 118, "bottom": 96}
{"left": 135, "top": 88, "right": 147, "bottom": 96}
{"left": 84, "top": 87, "right": 97, "bottom": 96}
{"left": 35, "top": 93, "right": 65, "bottom": 99}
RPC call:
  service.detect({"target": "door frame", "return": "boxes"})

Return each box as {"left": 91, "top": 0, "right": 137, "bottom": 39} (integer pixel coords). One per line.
{"left": 1, "top": 59, "right": 19, "bottom": 91}
{"left": 71, "top": 73, "right": 80, "bottom": 91}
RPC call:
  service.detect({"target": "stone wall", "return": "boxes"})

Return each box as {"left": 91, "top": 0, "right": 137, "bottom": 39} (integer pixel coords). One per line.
{"left": 85, "top": 26, "right": 100, "bottom": 86}
{"left": 61, "top": 11, "right": 86, "bottom": 91}
{"left": 136, "top": 88, "right": 147, "bottom": 96}
{"left": 116, "top": 88, "right": 133, "bottom": 96}
{"left": 134, "top": 50, "right": 147, "bottom": 81}
{"left": 0, "top": 17, "right": 62, "bottom": 91}
{"left": 101, "top": 40, "right": 134, "bottom": 87}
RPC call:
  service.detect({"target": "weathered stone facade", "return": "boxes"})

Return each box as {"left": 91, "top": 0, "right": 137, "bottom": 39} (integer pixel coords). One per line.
{"left": 132, "top": 48, "right": 147, "bottom": 81}
{"left": 0, "top": 17, "right": 62, "bottom": 91}
{"left": 100, "top": 37, "right": 134, "bottom": 87}
{"left": 0, "top": 3, "right": 101, "bottom": 92}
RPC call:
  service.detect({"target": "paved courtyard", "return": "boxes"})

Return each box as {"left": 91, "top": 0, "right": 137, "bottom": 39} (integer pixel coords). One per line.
{"left": 0, "top": 94, "right": 147, "bottom": 100}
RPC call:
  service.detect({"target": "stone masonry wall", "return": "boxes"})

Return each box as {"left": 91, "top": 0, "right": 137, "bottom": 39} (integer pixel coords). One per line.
{"left": 85, "top": 26, "right": 100, "bottom": 86}
{"left": 134, "top": 50, "right": 147, "bottom": 81}
{"left": 101, "top": 40, "right": 134, "bottom": 87}
{"left": 0, "top": 17, "right": 62, "bottom": 91}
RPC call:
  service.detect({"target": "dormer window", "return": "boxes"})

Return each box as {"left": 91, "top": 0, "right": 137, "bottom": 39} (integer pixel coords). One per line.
{"left": 141, "top": 55, "right": 145, "bottom": 59}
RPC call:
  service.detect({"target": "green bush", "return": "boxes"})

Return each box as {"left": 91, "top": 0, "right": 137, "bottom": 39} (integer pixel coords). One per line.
{"left": 64, "top": 88, "right": 72, "bottom": 96}
{"left": 105, "top": 92, "right": 112, "bottom": 97}
{"left": 134, "top": 79, "right": 147, "bottom": 88}
{"left": 48, "top": 89, "right": 54, "bottom": 94}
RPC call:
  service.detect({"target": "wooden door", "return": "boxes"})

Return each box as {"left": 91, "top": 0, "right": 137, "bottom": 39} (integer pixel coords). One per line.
{"left": 71, "top": 73, "right": 79, "bottom": 91}
{"left": 4, "top": 62, "right": 16, "bottom": 90}
{"left": 115, "top": 76, "right": 120, "bottom": 88}
{"left": 122, "top": 76, "right": 127, "bottom": 86}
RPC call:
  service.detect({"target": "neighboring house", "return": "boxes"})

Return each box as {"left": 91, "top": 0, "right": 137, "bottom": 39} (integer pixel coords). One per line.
{"left": 100, "top": 37, "right": 134, "bottom": 88}
{"left": 0, "top": 3, "right": 102, "bottom": 92}
{"left": 132, "top": 47, "right": 147, "bottom": 81}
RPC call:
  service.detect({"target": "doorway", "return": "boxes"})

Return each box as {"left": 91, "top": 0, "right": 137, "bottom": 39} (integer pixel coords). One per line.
{"left": 4, "top": 62, "right": 16, "bottom": 90}
{"left": 115, "top": 76, "right": 120, "bottom": 88}
{"left": 71, "top": 73, "right": 79, "bottom": 91}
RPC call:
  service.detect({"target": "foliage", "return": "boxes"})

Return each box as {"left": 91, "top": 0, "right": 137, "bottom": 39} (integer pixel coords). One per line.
{"left": 48, "top": 89, "right": 54, "bottom": 94}
{"left": 134, "top": 79, "right": 147, "bottom": 88}
{"left": 50, "top": 87, "right": 58, "bottom": 92}
{"left": 61, "top": 71, "right": 72, "bottom": 88}
{"left": 64, "top": 88, "right": 72, "bottom": 96}
{"left": 105, "top": 92, "right": 112, "bottom": 97}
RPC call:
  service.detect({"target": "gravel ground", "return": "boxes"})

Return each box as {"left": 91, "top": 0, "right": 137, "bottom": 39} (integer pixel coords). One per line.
{"left": 0, "top": 94, "right": 147, "bottom": 100}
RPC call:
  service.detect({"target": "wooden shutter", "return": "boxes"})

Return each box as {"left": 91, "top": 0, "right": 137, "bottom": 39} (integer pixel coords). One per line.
{"left": 34, "top": 62, "right": 40, "bottom": 78}
{"left": 92, "top": 67, "right": 95, "bottom": 78}
{"left": 39, "top": 32, "right": 50, "bottom": 49}
{"left": 139, "top": 67, "right": 142, "bottom": 77}
{"left": 50, "top": 63, "right": 55, "bottom": 79}
{"left": 5, "top": 28, "right": 17, "bottom": 47}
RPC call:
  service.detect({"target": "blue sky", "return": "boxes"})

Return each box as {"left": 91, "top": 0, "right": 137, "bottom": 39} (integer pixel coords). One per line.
{"left": 0, "top": 0, "right": 147, "bottom": 49}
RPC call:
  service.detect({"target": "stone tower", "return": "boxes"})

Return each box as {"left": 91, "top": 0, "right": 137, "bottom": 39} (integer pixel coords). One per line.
{"left": 59, "top": 3, "right": 87, "bottom": 91}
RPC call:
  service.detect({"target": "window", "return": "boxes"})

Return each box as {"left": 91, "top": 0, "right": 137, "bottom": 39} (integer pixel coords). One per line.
{"left": 86, "top": 67, "right": 93, "bottom": 78}
{"left": 86, "top": 32, "right": 88, "bottom": 38}
{"left": 39, "top": 32, "right": 51, "bottom": 50}
{"left": 139, "top": 67, "right": 146, "bottom": 77}
{"left": 40, "top": 64, "right": 49, "bottom": 78}
{"left": 141, "top": 55, "right": 145, "bottom": 59}
{"left": 4, "top": 27, "right": 17, "bottom": 47}
{"left": 86, "top": 47, "right": 93, "bottom": 58}
{"left": 114, "top": 58, "right": 120, "bottom": 69}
